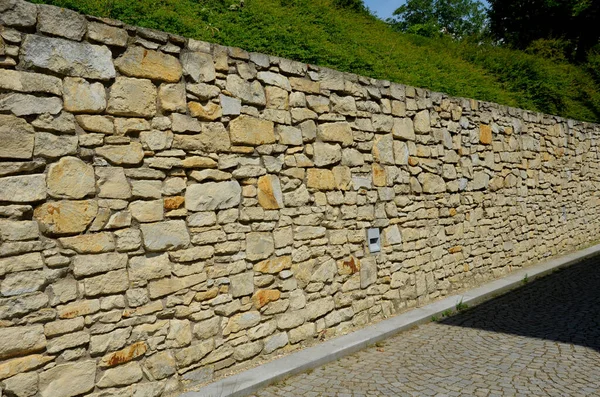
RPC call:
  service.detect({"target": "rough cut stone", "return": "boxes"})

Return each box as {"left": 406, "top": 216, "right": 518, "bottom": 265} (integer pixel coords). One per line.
{"left": 34, "top": 132, "right": 78, "bottom": 158}
{"left": 373, "top": 134, "right": 395, "bottom": 165}
{"left": 0, "top": 93, "right": 62, "bottom": 116}
{"left": 99, "top": 341, "right": 148, "bottom": 368}
{"left": 181, "top": 51, "right": 215, "bottom": 83}
{"left": 0, "top": 175, "right": 46, "bottom": 203}
{"left": 0, "top": 115, "right": 34, "bottom": 159}
{"left": 115, "top": 46, "right": 182, "bottom": 83}
{"left": 32, "top": 112, "right": 76, "bottom": 133}
{"left": 257, "top": 175, "right": 284, "bottom": 209}
{"left": 257, "top": 71, "right": 291, "bottom": 91}
{"left": 83, "top": 269, "right": 129, "bottom": 297}
{"left": 47, "top": 157, "right": 95, "bottom": 199}
{"left": 254, "top": 256, "right": 292, "bottom": 274}
{"left": 0, "top": 69, "right": 62, "bottom": 95}
{"left": 307, "top": 169, "right": 336, "bottom": 190}
{"left": 0, "top": 0, "right": 37, "bottom": 27}
{"left": 229, "top": 115, "right": 275, "bottom": 146}
{"left": 75, "top": 115, "right": 114, "bottom": 134}
{"left": 96, "top": 167, "right": 132, "bottom": 199}
{"left": 318, "top": 122, "right": 353, "bottom": 146}
{"left": 0, "top": 325, "right": 45, "bottom": 360}
{"left": 147, "top": 273, "right": 206, "bottom": 299}
{"left": 0, "top": 355, "right": 53, "bottom": 381}
{"left": 140, "top": 220, "right": 190, "bottom": 251}
{"left": 418, "top": 173, "right": 446, "bottom": 194}
{"left": 414, "top": 110, "right": 431, "bottom": 133}
{"left": 230, "top": 272, "right": 254, "bottom": 298}
{"left": 107, "top": 77, "right": 157, "bottom": 117}
{"left": 20, "top": 35, "right": 115, "bottom": 80}
{"left": 480, "top": 124, "right": 492, "bottom": 144}
{"left": 96, "top": 142, "right": 145, "bottom": 165}
{"left": 392, "top": 117, "right": 415, "bottom": 140}
{"left": 59, "top": 233, "right": 115, "bottom": 254}
{"left": 186, "top": 181, "right": 241, "bottom": 211}
{"left": 158, "top": 83, "right": 186, "bottom": 113}
{"left": 0, "top": 220, "right": 38, "bottom": 241}
{"left": 39, "top": 360, "right": 96, "bottom": 397}
{"left": 263, "top": 332, "right": 288, "bottom": 354}
{"left": 63, "top": 77, "right": 106, "bottom": 114}
{"left": 34, "top": 200, "right": 98, "bottom": 235}
{"left": 189, "top": 101, "right": 222, "bottom": 121}
{"left": 87, "top": 22, "right": 129, "bottom": 47}
{"left": 221, "top": 94, "right": 242, "bottom": 116}
{"left": 313, "top": 142, "right": 342, "bottom": 167}
{"left": 38, "top": 4, "right": 87, "bottom": 41}
{"left": 130, "top": 200, "right": 164, "bottom": 223}
{"left": 226, "top": 75, "right": 266, "bottom": 106}
{"left": 246, "top": 232, "right": 274, "bottom": 262}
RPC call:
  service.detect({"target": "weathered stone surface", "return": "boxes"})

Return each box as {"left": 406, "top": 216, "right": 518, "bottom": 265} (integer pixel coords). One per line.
{"left": 128, "top": 253, "right": 171, "bottom": 286}
{"left": 47, "top": 157, "right": 95, "bottom": 199}
{"left": 158, "top": 83, "right": 186, "bottom": 113}
{"left": 115, "top": 46, "right": 182, "bottom": 83}
{"left": 34, "top": 200, "right": 98, "bottom": 235}
{"left": 96, "top": 142, "right": 145, "bottom": 165}
{"left": 0, "top": 175, "right": 46, "bottom": 203}
{"left": 0, "top": 253, "right": 43, "bottom": 277}
{"left": 226, "top": 75, "right": 266, "bottom": 106}
{"left": 148, "top": 273, "right": 206, "bottom": 299}
{"left": 393, "top": 141, "right": 409, "bottom": 165}
{"left": 140, "top": 130, "right": 173, "bottom": 151}
{"left": 480, "top": 124, "right": 492, "bottom": 144}
{"left": 318, "top": 122, "right": 353, "bottom": 146}
{"left": 140, "top": 220, "right": 190, "bottom": 251}
{"left": 307, "top": 169, "right": 336, "bottom": 190}
{"left": 96, "top": 167, "right": 132, "bottom": 199}
{"left": 0, "top": 69, "right": 62, "bottom": 95}
{"left": 257, "top": 71, "right": 291, "bottom": 91}
{"left": 373, "top": 134, "right": 395, "bottom": 165}
{"left": 20, "top": 35, "right": 115, "bottom": 80}
{"left": 246, "top": 232, "right": 274, "bottom": 262}
{"left": 186, "top": 181, "right": 241, "bottom": 211}
{"left": 76, "top": 115, "right": 114, "bottom": 134}
{"left": 253, "top": 289, "right": 281, "bottom": 309}
{"left": 224, "top": 311, "right": 261, "bottom": 335}
{"left": 0, "top": 355, "right": 53, "bottom": 381}
{"left": 173, "top": 123, "right": 231, "bottom": 153}
{"left": 39, "top": 360, "right": 96, "bottom": 397}
{"left": 0, "top": 115, "right": 34, "bottom": 160}
{"left": 1, "top": 270, "right": 47, "bottom": 296}
{"left": 254, "top": 256, "right": 292, "bottom": 274}
{"left": 0, "top": 0, "right": 37, "bottom": 27}
{"left": 221, "top": 94, "right": 242, "bottom": 116}
{"left": 99, "top": 341, "right": 148, "bottom": 368}
{"left": 189, "top": 101, "right": 222, "bottom": 121}
{"left": 107, "top": 77, "right": 157, "bottom": 117}
{"left": 257, "top": 175, "right": 284, "bottom": 209}
{"left": 263, "top": 332, "right": 288, "bottom": 354}
{"left": 0, "top": 93, "right": 62, "bottom": 116}
{"left": 0, "top": 325, "right": 45, "bottom": 360}
{"left": 305, "top": 297, "right": 335, "bottom": 321}
{"left": 418, "top": 173, "right": 446, "bottom": 194}
{"left": 32, "top": 112, "right": 76, "bottom": 133}
{"left": 360, "top": 257, "right": 377, "bottom": 289}
{"left": 289, "top": 322, "right": 315, "bottom": 344}
{"left": 38, "top": 4, "right": 87, "bottom": 41}
{"left": 313, "top": 142, "right": 342, "bottom": 167}
{"left": 34, "top": 132, "right": 78, "bottom": 158}
{"left": 175, "top": 340, "right": 214, "bottom": 368}
{"left": 0, "top": 220, "right": 39, "bottom": 241}
{"left": 414, "top": 110, "right": 431, "bottom": 133}
{"left": 88, "top": 22, "right": 129, "bottom": 47}
{"left": 181, "top": 51, "right": 215, "bottom": 83}
{"left": 63, "top": 77, "right": 106, "bottom": 114}
{"left": 97, "top": 362, "right": 143, "bottom": 388}
{"left": 130, "top": 200, "right": 164, "bottom": 223}
{"left": 229, "top": 115, "right": 275, "bottom": 146}
{"left": 46, "top": 330, "right": 89, "bottom": 354}
{"left": 72, "top": 252, "right": 127, "bottom": 278}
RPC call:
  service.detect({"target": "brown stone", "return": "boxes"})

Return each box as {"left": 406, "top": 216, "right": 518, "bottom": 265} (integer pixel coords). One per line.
{"left": 57, "top": 299, "right": 100, "bottom": 319}
{"left": 254, "top": 256, "right": 292, "bottom": 274}
{"left": 252, "top": 289, "right": 281, "bottom": 309}
{"left": 0, "top": 354, "right": 54, "bottom": 381}
{"left": 189, "top": 101, "right": 222, "bottom": 121}
{"left": 448, "top": 246, "right": 462, "bottom": 254}
{"left": 229, "top": 115, "right": 275, "bottom": 146}
{"left": 338, "top": 256, "right": 360, "bottom": 275}
{"left": 372, "top": 163, "right": 386, "bottom": 187}
{"left": 480, "top": 124, "right": 492, "bottom": 145}
{"left": 307, "top": 169, "right": 336, "bottom": 190}
{"left": 34, "top": 200, "right": 98, "bottom": 235}
{"left": 115, "top": 46, "right": 182, "bottom": 83}
{"left": 164, "top": 196, "right": 185, "bottom": 210}
{"left": 99, "top": 341, "right": 148, "bottom": 368}
{"left": 257, "top": 175, "right": 284, "bottom": 209}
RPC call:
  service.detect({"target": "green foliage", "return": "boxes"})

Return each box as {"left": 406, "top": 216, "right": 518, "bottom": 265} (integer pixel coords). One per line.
{"left": 31, "top": 0, "right": 600, "bottom": 122}
{"left": 389, "top": 0, "right": 488, "bottom": 39}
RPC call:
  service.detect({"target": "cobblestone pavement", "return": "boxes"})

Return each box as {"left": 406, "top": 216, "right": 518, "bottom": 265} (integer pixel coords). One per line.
{"left": 252, "top": 258, "right": 600, "bottom": 396}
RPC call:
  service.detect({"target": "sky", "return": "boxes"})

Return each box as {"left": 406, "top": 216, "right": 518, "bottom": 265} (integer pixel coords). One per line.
{"left": 363, "top": 0, "right": 402, "bottom": 20}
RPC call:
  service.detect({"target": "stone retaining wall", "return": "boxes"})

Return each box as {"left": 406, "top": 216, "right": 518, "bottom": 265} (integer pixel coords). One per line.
{"left": 1, "top": 1, "right": 599, "bottom": 396}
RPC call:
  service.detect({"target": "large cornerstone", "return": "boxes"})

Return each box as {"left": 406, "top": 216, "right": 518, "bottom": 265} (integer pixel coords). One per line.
{"left": 0, "top": 1, "right": 599, "bottom": 396}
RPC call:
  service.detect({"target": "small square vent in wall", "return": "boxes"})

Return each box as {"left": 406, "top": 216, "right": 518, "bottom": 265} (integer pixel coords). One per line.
{"left": 367, "top": 228, "right": 381, "bottom": 253}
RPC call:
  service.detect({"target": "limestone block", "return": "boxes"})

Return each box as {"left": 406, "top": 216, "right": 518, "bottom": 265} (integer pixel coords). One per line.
{"left": 87, "top": 22, "right": 129, "bottom": 47}
{"left": 223, "top": 311, "right": 261, "bottom": 335}
{"left": 0, "top": 220, "right": 38, "bottom": 241}
{"left": 289, "top": 322, "right": 316, "bottom": 344}
{"left": 173, "top": 123, "right": 231, "bottom": 153}
{"left": 0, "top": 175, "right": 46, "bottom": 203}
{"left": 318, "top": 122, "right": 353, "bottom": 146}
{"left": 96, "top": 142, "right": 145, "bottom": 165}
{"left": 140, "top": 130, "right": 173, "bottom": 151}
{"left": 372, "top": 114, "right": 394, "bottom": 132}
{"left": 331, "top": 94, "right": 357, "bottom": 116}
{"left": 76, "top": 115, "right": 114, "bottom": 134}
{"left": 107, "top": 77, "right": 157, "bottom": 117}
{"left": 337, "top": 256, "right": 360, "bottom": 275}
{"left": 307, "top": 169, "right": 336, "bottom": 190}
{"left": 305, "top": 297, "right": 335, "bottom": 321}
{"left": 72, "top": 252, "right": 127, "bottom": 278}
{"left": 140, "top": 220, "right": 190, "bottom": 251}
{"left": 0, "top": 355, "right": 53, "bottom": 382}
{"left": 384, "top": 225, "right": 402, "bottom": 246}
{"left": 34, "top": 132, "right": 78, "bottom": 158}
{"left": 230, "top": 272, "right": 254, "bottom": 298}
{"left": 277, "top": 125, "right": 302, "bottom": 145}
{"left": 128, "top": 253, "right": 171, "bottom": 287}
{"left": 257, "top": 175, "right": 284, "bottom": 209}
{"left": 246, "top": 232, "right": 274, "bottom": 262}
{"left": 225, "top": 75, "right": 266, "bottom": 106}
{"left": 0, "top": 93, "right": 62, "bottom": 116}
{"left": 96, "top": 167, "right": 132, "bottom": 199}
{"left": 89, "top": 327, "right": 130, "bottom": 355}
{"left": 414, "top": 110, "right": 431, "bottom": 133}
{"left": 252, "top": 289, "right": 281, "bottom": 309}
{"left": 0, "top": 325, "right": 45, "bottom": 360}
{"left": 158, "top": 83, "right": 186, "bottom": 113}
{"left": 257, "top": 71, "right": 291, "bottom": 90}
{"left": 229, "top": 115, "right": 275, "bottom": 146}
{"left": 147, "top": 273, "right": 206, "bottom": 299}
{"left": 181, "top": 51, "right": 216, "bottom": 83}
{"left": 0, "top": 115, "right": 34, "bottom": 160}
{"left": 99, "top": 341, "right": 148, "bottom": 368}
{"left": 96, "top": 362, "right": 143, "bottom": 388}
{"left": 185, "top": 181, "right": 241, "bottom": 211}
{"left": 220, "top": 94, "right": 242, "bottom": 116}
{"left": 234, "top": 341, "right": 263, "bottom": 361}
{"left": 47, "top": 157, "right": 95, "bottom": 199}
{"left": 254, "top": 256, "right": 292, "bottom": 274}
{"left": 34, "top": 200, "right": 98, "bottom": 235}
{"left": 37, "top": 4, "right": 87, "bottom": 41}
{"left": 20, "top": 35, "right": 115, "bottom": 80}
{"left": 418, "top": 173, "right": 446, "bottom": 194}
{"left": 263, "top": 332, "right": 288, "bottom": 354}
{"left": 0, "top": 69, "right": 62, "bottom": 95}
{"left": 311, "top": 259, "right": 336, "bottom": 283}
{"left": 480, "top": 124, "right": 492, "bottom": 144}
{"left": 38, "top": 360, "right": 96, "bottom": 397}
{"left": 0, "top": 253, "right": 44, "bottom": 277}
{"left": 289, "top": 77, "right": 320, "bottom": 93}
{"left": 130, "top": 200, "right": 164, "bottom": 223}
{"left": 1, "top": 270, "right": 47, "bottom": 296}
{"left": 393, "top": 141, "right": 409, "bottom": 165}
{"left": 360, "top": 257, "right": 377, "bottom": 289}
{"left": 46, "top": 330, "right": 89, "bottom": 354}
{"left": 0, "top": 0, "right": 37, "bottom": 27}
{"left": 63, "top": 77, "right": 106, "bottom": 114}
{"left": 115, "top": 46, "right": 182, "bottom": 83}
{"left": 57, "top": 299, "right": 100, "bottom": 319}
{"left": 174, "top": 340, "right": 214, "bottom": 368}
{"left": 144, "top": 351, "right": 176, "bottom": 379}
{"left": 189, "top": 101, "right": 222, "bottom": 121}
{"left": 373, "top": 134, "right": 395, "bottom": 165}
{"left": 313, "top": 142, "right": 342, "bottom": 167}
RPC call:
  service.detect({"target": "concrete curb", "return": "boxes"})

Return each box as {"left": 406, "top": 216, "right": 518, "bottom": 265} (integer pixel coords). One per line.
{"left": 180, "top": 243, "right": 600, "bottom": 397}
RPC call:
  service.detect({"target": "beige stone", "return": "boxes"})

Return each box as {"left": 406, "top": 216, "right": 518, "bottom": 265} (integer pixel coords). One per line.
{"left": 99, "top": 341, "right": 148, "bottom": 368}
{"left": 140, "top": 130, "right": 173, "bottom": 151}
{"left": 158, "top": 83, "right": 186, "bottom": 113}
{"left": 246, "top": 232, "right": 274, "bottom": 262}
{"left": 33, "top": 132, "right": 78, "bottom": 158}
{"left": 257, "top": 175, "right": 284, "bottom": 209}
{"left": 107, "top": 77, "right": 157, "bottom": 117}
{"left": 318, "top": 122, "right": 353, "bottom": 146}
{"left": 34, "top": 200, "right": 98, "bottom": 235}
{"left": 87, "top": 22, "right": 129, "bottom": 47}
{"left": 289, "top": 77, "right": 320, "bottom": 94}
{"left": 254, "top": 256, "right": 292, "bottom": 274}
{"left": 144, "top": 351, "right": 176, "bottom": 379}
{"left": 47, "top": 157, "right": 95, "bottom": 199}
{"left": 181, "top": 51, "right": 216, "bottom": 83}
{"left": 97, "top": 362, "right": 143, "bottom": 388}
{"left": 480, "top": 124, "right": 492, "bottom": 144}
{"left": 186, "top": 181, "right": 241, "bottom": 211}
{"left": 414, "top": 110, "right": 431, "bottom": 133}
{"left": 0, "top": 175, "right": 46, "bottom": 203}
{"left": 223, "top": 311, "right": 261, "bottom": 335}
{"left": 128, "top": 253, "right": 171, "bottom": 286}
{"left": 115, "top": 46, "right": 182, "bottom": 82}
{"left": 392, "top": 117, "right": 415, "bottom": 140}
{"left": 0, "top": 355, "right": 53, "bottom": 381}
{"left": 0, "top": 253, "right": 44, "bottom": 277}
{"left": 57, "top": 299, "right": 100, "bottom": 319}
{"left": 63, "top": 77, "right": 106, "bottom": 113}
{"left": 73, "top": 252, "right": 127, "bottom": 278}
{"left": 189, "top": 101, "right": 222, "bottom": 121}
{"left": 229, "top": 115, "right": 275, "bottom": 146}
{"left": 140, "top": 220, "right": 190, "bottom": 252}
{"left": 0, "top": 220, "right": 39, "bottom": 241}
{"left": 83, "top": 269, "right": 129, "bottom": 296}
{"left": 175, "top": 340, "right": 214, "bottom": 368}
{"left": 173, "top": 123, "right": 231, "bottom": 153}
{"left": 373, "top": 134, "right": 395, "bottom": 165}
{"left": 96, "top": 167, "right": 132, "bottom": 199}
{"left": 76, "top": 115, "right": 114, "bottom": 134}
{"left": 418, "top": 173, "right": 446, "bottom": 193}
{"left": 37, "top": 4, "right": 87, "bottom": 41}
{"left": 147, "top": 273, "right": 206, "bottom": 299}
{"left": 130, "top": 200, "right": 164, "bottom": 223}
{"left": 0, "top": 94, "right": 60, "bottom": 116}
{"left": 252, "top": 289, "right": 281, "bottom": 309}
{"left": 96, "top": 142, "right": 145, "bottom": 165}
{"left": 1, "top": 270, "right": 47, "bottom": 296}
{"left": 265, "top": 86, "right": 289, "bottom": 110}
{"left": 0, "top": 325, "right": 45, "bottom": 360}
{"left": 0, "top": 115, "right": 34, "bottom": 159}
{"left": 307, "top": 169, "right": 336, "bottom": 190}
{"left": 39, "top": 360, "right": 96, "bottom": 397}
{"left": 372, "top": 163, "right": 386, "bottom": 187}
{"left": 225, "top": 75, "right": 265, "bottom": 106}
{"left": 0, "top": 69, "right": 62, "bottom": 96}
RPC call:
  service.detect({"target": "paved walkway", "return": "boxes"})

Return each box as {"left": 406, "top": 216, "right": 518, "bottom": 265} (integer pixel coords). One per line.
{"left": 252, "top": 258, "right": 600, "bottom": 397}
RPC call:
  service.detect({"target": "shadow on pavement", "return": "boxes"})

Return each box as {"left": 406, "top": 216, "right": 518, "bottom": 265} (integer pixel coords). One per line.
{"left": 440, "top": 256, "right": 600, "bottom": 351}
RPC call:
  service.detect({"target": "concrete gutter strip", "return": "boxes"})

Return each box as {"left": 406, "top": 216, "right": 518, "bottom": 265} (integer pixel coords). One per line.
{"left": 181, "top": 243, "right": 600, "bottom": 397}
